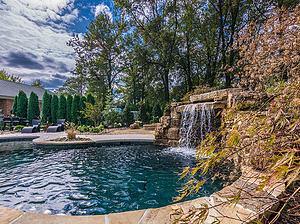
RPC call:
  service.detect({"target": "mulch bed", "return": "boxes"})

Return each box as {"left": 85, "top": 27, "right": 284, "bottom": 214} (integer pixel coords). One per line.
{"left": 50, "top": 137, "right": 92, "bottom": 142}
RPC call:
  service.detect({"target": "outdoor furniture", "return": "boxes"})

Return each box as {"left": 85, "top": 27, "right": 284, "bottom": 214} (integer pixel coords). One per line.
{"left": 47, "top": 119, "right": 66, "bottom": 133}
{"left": 21, "top": 119, "right": 41, "bottom": 133}
{"left": 12, "top": 117, "right": 20, "bottom": 129}
{"left": 3, "top": 117, "right": 12, "bottom": 131}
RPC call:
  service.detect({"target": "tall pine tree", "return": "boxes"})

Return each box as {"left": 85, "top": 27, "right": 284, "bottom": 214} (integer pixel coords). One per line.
{"left": 51, "top": 95, "right": 59, "bottom": 123}
{"left": 27, "top": 91, "right": 40, "bottom": 123}
{"left": 42, "top": 91, "right": 51, "bottom": 123}
{"left": 66, "top": 94, "right": 73, "bottom": 122}
{"left": 71, "top": 94, "right": 80, "bottom": 124}
{"left": 58, "top": 94, "right": 67, "bottom": 119}
{"left": 17, "top": 90, "right": 28, "bottom": 118}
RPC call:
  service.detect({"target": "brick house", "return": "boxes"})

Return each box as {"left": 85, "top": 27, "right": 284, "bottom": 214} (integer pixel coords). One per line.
{"left": 0, "top": 79, "right": 53, "bottom": 118}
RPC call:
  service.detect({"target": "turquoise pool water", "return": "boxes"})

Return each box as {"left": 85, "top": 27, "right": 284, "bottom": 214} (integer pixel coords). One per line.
{"left": 0, "top": 142, "right": 225, "bottom": 215}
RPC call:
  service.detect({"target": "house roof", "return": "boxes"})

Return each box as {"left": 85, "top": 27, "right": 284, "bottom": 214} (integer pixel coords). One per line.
{"left": 0, "top": 79, "right": 54, "bottom": 101}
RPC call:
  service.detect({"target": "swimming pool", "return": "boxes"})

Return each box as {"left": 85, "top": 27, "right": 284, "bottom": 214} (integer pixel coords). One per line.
{"left": 0, "top": 142, "right": 226, "bottom": 215}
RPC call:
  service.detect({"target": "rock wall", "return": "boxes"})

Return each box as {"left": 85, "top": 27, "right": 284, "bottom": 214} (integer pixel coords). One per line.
{"left": 154, "top": 89, "right": 241, "bottom": 146}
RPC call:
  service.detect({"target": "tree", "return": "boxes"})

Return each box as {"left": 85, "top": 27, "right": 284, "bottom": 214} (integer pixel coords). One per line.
{"left": 121, "top": 104, "right": 134, "bottom": 127}
{"left": 137, "top": 102, "right": 148, "bottom": 124}
{"left": 12, "top": 95, "right": 18, "bottom": 115}
{"left": 58, "top": 94, "right": 67, "bottom": 119}
{"left": 0, "top": 70, "right": 22, "bottom": 83}
{"left": 30, "top": 79, "right": 44, "bottom": 88}
{"left": 79, "top": 96, "right": 87, "bottom": 125}
{"left": 71, "top": 94, "right": 80, "bottom": 124}
{"left": 51, "top": 95, "right": 59, "bottom": 123}
{"left": 27, "top": 91, "right": 40, "bottom": 123}
{"left": 152, "top": 103, "right": 162, "bottom": 118}
{"left": 103, "top": 92, "right": 121, "bottom": 126}
{"left": 86, "top": 93, "right": 95, "bottom": 105}
{"left": 17, "top": 90, "right": 28, "bottom": 118}
{"left": 42, "top": 91, "right": 51, "bottom": 123}
{"left": 66, "top": 94, "right": 73, "bottom": 122}
{"left": 81, "top": 100, "right": 103, "bottom": 126}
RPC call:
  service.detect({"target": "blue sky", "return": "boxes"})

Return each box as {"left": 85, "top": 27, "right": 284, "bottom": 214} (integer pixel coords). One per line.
{"left": 0, "top": 0, "right": 113, "bottom": 90}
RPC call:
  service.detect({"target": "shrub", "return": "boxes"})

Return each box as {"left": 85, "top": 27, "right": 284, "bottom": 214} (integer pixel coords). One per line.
{"left": 66, "top": 129, "right": 76, "bottom": 140}
{"left": 152, "top": 103, "right": 162, "bottom": 118}
{"left": 66, "top": 94, "right": 73, "bottom": 122}
{"left": 58, "top": 94, "right": 67, "bottom": 119}
{"left": 71, "top": 94, "right": 80, "bottom": 124}
{"left": 89, "top": 127, "right": 100, "bottom": 133}
{"left": 137, "top": 102, "right": 148, "bottom": 124}
{"left": 98, "top": 125, "right": 104, "bottom": 131}
{"left": 121, "top": 104, "right": 134, "bottom": 127}
{"left": 14, "top": 125, "right": 24, "bottom": 132}
{"left": 51, "top": 95, "right": 58, "bottom": 123}
{"left": 27, "top": 91, "right": 40, "bottom": 123}
{"left": 114, "top": 123, "right": 122, "bottom": 128}
{"left": 42, "top": 91, "right": 51, "bottom": 123}
{"left": 12, "top": 95, "right": 18, "bottom": 116}
{"left": 17, "top": 90, "right": 28, "bottom": 118}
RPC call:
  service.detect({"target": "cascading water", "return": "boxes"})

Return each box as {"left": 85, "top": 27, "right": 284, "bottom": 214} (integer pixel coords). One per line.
{"left": 178, "top": 103, "right": 215, "bottom": 147}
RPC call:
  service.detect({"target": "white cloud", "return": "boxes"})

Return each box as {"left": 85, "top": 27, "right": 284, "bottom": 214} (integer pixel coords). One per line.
{"left": 93, "top": 3, "right": 113, "bottom": 21}
{"left": 0, "top": 0, "right": 80, "bottom": 89}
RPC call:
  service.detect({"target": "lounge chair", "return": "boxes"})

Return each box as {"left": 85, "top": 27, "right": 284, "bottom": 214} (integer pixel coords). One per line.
{"left": 47, "top": 119, "right": 65, "bottom": 132}
{"left": 21, "top": 119, "right": 41, "bottom": 133}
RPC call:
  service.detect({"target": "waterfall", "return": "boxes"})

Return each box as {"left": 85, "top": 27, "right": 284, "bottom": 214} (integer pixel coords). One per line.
{"left": 178, "top": 103, "right": 215, "bottom": 147}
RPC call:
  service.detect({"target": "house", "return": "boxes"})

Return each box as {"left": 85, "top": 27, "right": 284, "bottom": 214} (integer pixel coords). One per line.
{"left": 0, "top": 79, "right": 53, "bottom": 118}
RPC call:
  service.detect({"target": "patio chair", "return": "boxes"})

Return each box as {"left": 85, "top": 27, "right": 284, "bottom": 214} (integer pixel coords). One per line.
{"left": 47, "top": 119, "right": 66, "bottom": 132}
{"left": 21, "top": 119, "right": 41, "bottom": 133}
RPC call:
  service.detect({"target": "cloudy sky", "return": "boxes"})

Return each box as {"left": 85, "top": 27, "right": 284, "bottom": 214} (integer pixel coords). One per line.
{"left": 0, "top": 0, "right": 113, "bottom": 90}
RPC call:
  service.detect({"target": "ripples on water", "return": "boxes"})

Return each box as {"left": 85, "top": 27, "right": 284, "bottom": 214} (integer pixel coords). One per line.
{"left": 0, "top": 141, "right": 225, "bottom": 215}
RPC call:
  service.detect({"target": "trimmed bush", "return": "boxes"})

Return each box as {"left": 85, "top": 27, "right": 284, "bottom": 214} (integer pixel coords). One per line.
{"left": 17, "top": 90, "right": 28, "bottom": 118}
{"left": 27, "top": 91, "right": 40, "bottom": 123}
{"left": 14, "top": 125, "right": 24, "bottom": 132}
{"left": 58, "top": 94, "right": 67, "bottom": 119}
{"left": 66, "top": 94, "right": 73, "bottom": 122}
{"left": 51, "top": 95, "right": 59, "bottom": 123}
{"left": 71, "top": 94, "right": 80, "bottom": 124}
{"left": 86, "top": 93, "right": 95, "bottom": 105}
{"left": 138, "top": 102, "right": 148, "bottom": 124}
{"left": 42, "top": 91, "right": 51, "bottom": 123}
{"left": 80, "top": 96, "right": 87, "bottom": 125}
{"left": 152, "top": 103, "right": 162, "bottom": 118}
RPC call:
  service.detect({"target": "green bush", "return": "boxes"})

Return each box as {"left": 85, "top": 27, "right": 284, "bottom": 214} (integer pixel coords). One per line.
{"left": 51, "top": 95, "right": 59, "bottom": 123}
{"left": 42, "top": 91, "right": 51, "bottom": 123}
{"left": 153, "top": 116, "right": 159, "bottom": 123}
{"left": 17, "top": 90, "right": 28, "bottom": 118}
{"left": 14, "top": 125, "right": 24, "bottom": 132}
{"left": 77, "top": 125, "right": 90, "bottom": 132}
{"left": 89, "top": 127, "right": 100, "bottom": 133}
{"left": 27, "top": 91, "right": 40, "bottom": 123}
{"left": 114, "top": 123, "right": 122, "bottom": 128}
{"left": 98, "top": 125, "right": 104, "bottom": 131}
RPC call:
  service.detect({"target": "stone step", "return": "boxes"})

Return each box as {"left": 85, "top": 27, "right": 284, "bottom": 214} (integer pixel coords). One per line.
{"left": 190, "top": 88, "right": 242, "bottom": 103}
{"left": 176, "top": 101, "right": 227, "bottom": 113}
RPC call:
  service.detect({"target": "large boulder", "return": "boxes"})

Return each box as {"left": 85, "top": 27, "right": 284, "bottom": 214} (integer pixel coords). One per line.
{"left": 130, "top": 123, "right": 140, "bottom": 129}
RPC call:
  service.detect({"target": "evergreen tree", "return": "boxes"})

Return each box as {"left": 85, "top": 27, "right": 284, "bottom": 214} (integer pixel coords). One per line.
{"left": 66, "top": 94, "right": 73, "bottom": 122}
{"left": 51, "top": 95, "right": 59, "bottom": 123}
{"left": 58, "top": 94, "right": 67, "bottom": 119}
{"left": 80, "top": 96, "right": 87, "bottom": 125}
{"left": 17, "top": 90, "right": 28, "bottom": 118}
{"left": 138, "top": 102, "right": 148, "bottom": 124}
{"left": 86, "top": 93, "right": 95, "bottom": 105}
{"left": 42, "top": 91, "right": 51, "bottom": 123}
{"left": 27, "top": 91, "right": 40, "bottom": 123}
{"left": 71, "top": 94, "right": 80, "bottom": 124}
{"left": 103, "top": 92, "right": 121, "bottom": 126}
{"left": 121, "top": 104, "right": 134, "bottom": 127}
{"left": 152, "top": 103, "right": 162, "bottom": 118}
{"left": 12, "top": 95, "right": 18, "bottom": 115}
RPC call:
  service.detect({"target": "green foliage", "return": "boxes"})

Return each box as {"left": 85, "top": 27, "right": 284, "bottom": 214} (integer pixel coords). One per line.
{"left": 0, "top": 70, "right": 22, "bottom": 83}
{"left": 103, "top": 93, "right": 121, "bottom": 126}
{"left": 137, "top": 102, "right": 148, "bottom": 124}
{"left": 114, "top": 123, "right": 122, "bottom": 128}
{"left": 58, "top": 94, "right": 67, "bottom": 119}
{"left": 12, "top": 95, "right": 18, "bottom": 115}
{"left": 152, "top": 103, "right": 162, "bottom": 118}
{"left": 27, "top": 91, "right": 40, "bottom": 123}
{"left": 17, "top": 90, "right": 28, "bottom": 118}
{"left": 80, "top": 96, "right": 87, "bottom": 124}
{"left": 14, "top": 125, "right": 24, "bottom": 132}
{"left": 42, "top": 91, "right": 51, "bottom": 123}
{"left": 121, "top": 104, "right": 134, "bottom": 127}
{"left": 66, "top": 94, "right": 73, "bottom": 122}
{"left": 30, "top": 79, "right": 44, "bottom": 88}
{"left": 71, "top": 94, "right": 80, "bottom": 124}
{"left": 81, "top": 100, "right": 103, "bottom": 127}
{"left": 86, "top": 93, "right": 95, "bottom": 105}
{"left": 51, "top": 95, "right": 58, "bottom": 123}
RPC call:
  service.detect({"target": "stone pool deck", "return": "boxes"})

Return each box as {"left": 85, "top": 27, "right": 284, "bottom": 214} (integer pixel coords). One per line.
{"left": 0, "top": 132, "right": 285, "bottom": 223}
